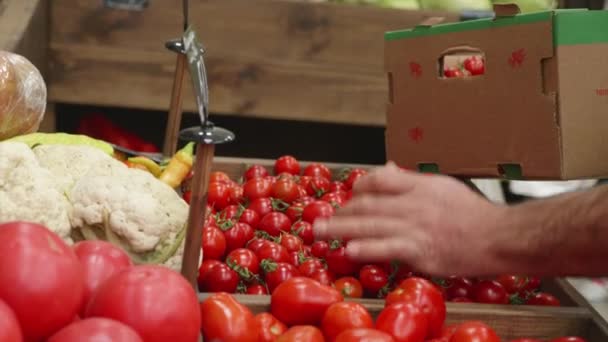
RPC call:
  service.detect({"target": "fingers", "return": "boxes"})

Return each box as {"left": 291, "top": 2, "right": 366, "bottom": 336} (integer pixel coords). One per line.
{"left": 333, "top": 194, "right": 406, "bottom": 218}
{"left": 344, "top": 238, "right": 419, "bottom": 263}
{"left": 313, "top": 216, "right": 406, "bottom": 240}
{"left": 353, "top": 162, "right": 426, "bottom": 196}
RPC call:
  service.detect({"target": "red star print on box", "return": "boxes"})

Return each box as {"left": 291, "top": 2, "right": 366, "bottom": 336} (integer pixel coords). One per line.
{"left": 409, "top": 62, "right": 422, "bottom": 78}
{"left": 408, "top": 127, "right": 424, "bottom": 143}
{"left": 508, "top": 48, "right": 526, "bottom": 68}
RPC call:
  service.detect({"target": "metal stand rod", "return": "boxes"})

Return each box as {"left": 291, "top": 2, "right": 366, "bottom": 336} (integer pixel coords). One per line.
{"left": 180, "top": 143, "right": 215, "bottom": 288}
{"left": 163, "top": 49, "right": 187, "bottom": 156}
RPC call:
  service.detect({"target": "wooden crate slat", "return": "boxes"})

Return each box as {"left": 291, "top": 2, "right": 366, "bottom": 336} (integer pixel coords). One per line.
{"left": 48, "top": 0, "right": 458, "bottom": 126}
{"left": 198, "top": 293, "right": 604, "bottom": 341}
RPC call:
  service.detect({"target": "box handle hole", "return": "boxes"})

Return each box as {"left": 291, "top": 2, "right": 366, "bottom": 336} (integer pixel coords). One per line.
{"left": 438, "top": 47, "right": 486, "bottom": 79}
{"left": 498, "top": 163, "right": 522, "bottom": 179}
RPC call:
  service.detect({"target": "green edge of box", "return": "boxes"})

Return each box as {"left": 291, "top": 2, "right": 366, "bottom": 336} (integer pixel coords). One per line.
{"left": 385, "top": 9, "right": 608, "bottom": 46}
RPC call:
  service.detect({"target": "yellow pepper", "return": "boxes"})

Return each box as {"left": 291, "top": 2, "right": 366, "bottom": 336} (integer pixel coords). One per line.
{"left": 159, "top": 142, "right": 195, "bottom": 189}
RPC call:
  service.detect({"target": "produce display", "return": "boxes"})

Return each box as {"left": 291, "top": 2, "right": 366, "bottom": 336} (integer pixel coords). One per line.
{"left": 178, "top": 154, "right": 562, "bottom": 307}
{"left": 0, "top": 134, "right": 196, "bottom": 271}
{"left": 0, "top": 220, "right": 585, "bottom": 341}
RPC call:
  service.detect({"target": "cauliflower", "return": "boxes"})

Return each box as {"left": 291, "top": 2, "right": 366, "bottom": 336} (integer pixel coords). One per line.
{"left": 0, "top": 142, "right": 72, "bottom": 242}
{"left": 69, "top": 161, "right": 189, "bottom": 264}
{"left": 33, "top": 144, "right": 126, "bottom": 192}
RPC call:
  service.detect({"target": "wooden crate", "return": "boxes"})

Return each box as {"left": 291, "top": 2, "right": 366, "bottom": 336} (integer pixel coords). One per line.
{"left": 199, "top": 293, "right": 608, "bottom": 341}
{"left": 47, "top": 0, "right": 459, "bottom": 126}
{"left": 205, "top": 156, "right": 593, "bottom": 307}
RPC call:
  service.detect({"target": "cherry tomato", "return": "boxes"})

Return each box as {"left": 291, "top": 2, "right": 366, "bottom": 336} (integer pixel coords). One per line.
{"left": 280, "top": 233, "right": 303, "bottom": 253}
{"left": 286, "top": 203, "right": 305, "bottom": 222}
{"left": 239, "top": 208, "right": 261, "bottom": 229}
{"left": 244, "top": 177, "right": 273, "bottom": 201}
{"left": 344, "top": 169, "right": 367, "bottom": 190}
{"left": 227, "top": 248, "right": 260, "bottom": 275}
{"left": 335, "top": 328, "right": 395, "bottom": 342}
{"left": 311, "top": 241, "right": 330, "bottom": 258}
{"left": 247, "top": 238, "right": 270, "bottom": 254}
{"left": 449, "top": 321, "right": 500, "bottom": 342}
{"left": 359, "top": 265, "right": 389, "bottom": 296}
{"left": 48, "top": 318, "right": 143, "bottom": 342}
{"left": 299, "top": 258, "right": 326, "bottom": 277}
{"left": 520, "top": 276, "right": 542, "bottom": 294}
{"left": 202, "top": 225, "right": 227, "bottom": 260}
{"left": 222, "top": 222, "right": 255, "bottom": 253}
{"left": 244, "top": 164, "right": 269, "bottom": 181}
{"left": 297, "top": 196, "right": 317, "bottom": 207}
{"left": 473, "top": 280, "right": 509, "bottom": 304}
{"left": 496, "top": 275, "right": 528, "bottom": 294}
{"left": 220, "top": 205, "right": 241, "bottom": 221}
{"left": 0, "top": 222, "right": 84, "bottom": 341}
{"left": 248, "top": 198, "right": 274, "bottom": 218}
{"left": 526, "top": 292, "right": 561, "bottom": 306}
{"left": 310, "top": 268, "right": 335, "bottom": 286}
{"left": 275, "top": 155, "right": 301, "bottom": 175}
{"left": 271, "top": 277, "right": 344, "bottom": 326}
{"left": 200, "top": 292, "right": 258, "bottom": 342}
{"left": 256, "top": 241, "right": 290, "bottom": 264}
{"left": 259, "top": 212, "right": 292, "bottom": 237}
{"left": 306, "top": 177, "right": 331, "bottom": 197}
{"left": 550, "top": 337, "right": 586, "bottom": 342}
{"left": 229, "top": 185, "right": 245, "bottom": 205}
{"left": 303, "top": 163, "right": 332, "bottom": 180}
{"left": 291, "top": 221, "right": 314, "bottom": 245}
{"left": 463, "top": 56, "right": 485, "bottom": 76}
{"left": 247, "top": 284, "right": 269, "bottom": 295}
{"left": 326, "top": 244, "right": 359, "bottom": 277}
{"left": 321, "top": 191, "right": 347, "bottom": 207}
{"left": 385, "top": 277, "right": 446, "bottom": 339}
{"left": 334, "top": 277, "right": 364, "bottom": 299}
{"left": 376, "top": 302, "right": 428, "bottom": 342}
{"left": 330, "top": 181, "right": 347, "bottom": 192}
{"left": 208, "top": 181, "right": 231, "bottom": 210}
{"left": 322, "top": 302, "right": 374, "bottom": 342}
{"left": 182, "top": 190, "right": 192, "bottom": 204}
{"left": 73, "top": 241, "right": 133, "bottom": 316}
{"left": 302, "top": 200, "right": 335, "bottom": 224}
{"left": 445, "top": 277, "right": 474, "bottom": 301}
{"left": 264, "top": 262, "right": 301, "bottom": 293}
{"left": 0, "top": 299, "right": 23, "bottom": 342}
{"left": 444, "top": 67, "right": 464, "bottom": 78}
{"left": 210, "top": 171, "right": 231, "bottom": 183}
{"left": 273, "top": 179, "right": 301, "bottom": 204}
{"left": 86, "top": 265, "right": 201, "bottom": 342}
{"left": 198, "top": 261, "right": 239, "bottom": 293}
{"left": 277, "top": 325, "right": 325, "bottom": 342}
{"left": 256, "top": 312, "right": 287, "bottom": 342}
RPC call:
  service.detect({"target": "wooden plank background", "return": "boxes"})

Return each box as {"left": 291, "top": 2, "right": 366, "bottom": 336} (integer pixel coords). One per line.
{"left": 48, "top": 0, "right": 458, "bottom": 126}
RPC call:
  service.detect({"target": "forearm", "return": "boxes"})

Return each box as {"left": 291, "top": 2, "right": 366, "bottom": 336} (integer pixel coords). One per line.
{"left": 491, "top": 185, "right": 608, "bottom": 277}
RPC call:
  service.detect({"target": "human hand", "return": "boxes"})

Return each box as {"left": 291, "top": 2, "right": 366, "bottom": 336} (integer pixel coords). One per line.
{"left": 313, "top": 162, "right": 508, "bottom": 277}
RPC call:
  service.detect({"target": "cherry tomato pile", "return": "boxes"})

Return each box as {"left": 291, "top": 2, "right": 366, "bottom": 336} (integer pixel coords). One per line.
{"left": 200, "top": 276, "right": 586, "bottom": 342}
{"left": 186, "top": 155, "right": 560, "bottom": 307}
{"left": 0, "top": 221, "right": 200, "bottom": 342}
{"left": 444, "top": 55, "right": 485, "bottom": 78}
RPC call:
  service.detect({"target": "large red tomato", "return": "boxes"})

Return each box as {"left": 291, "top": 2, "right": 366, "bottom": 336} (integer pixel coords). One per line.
{"left": 47, "top": 318, "right": 143, "bottom": 342}
{"left": 335, "top": 328, "right": 395, "bottom": 342}
{"left": 321, "top": 302, "right": 374, "bottom": 342}
{"left": 0, "top": 222, "right": 84, "bottom": 341}
{"left": 200, "top": 293, "right": 258, "bottom": 342}
{"left": 376, "top": 302, "right": 428, "bottom": 342}
{"left": 277, "top": 326, "right": 325, "bottom": 342}
{"left": 449, "top": 321, "right": 500, "bottom": 342}
{"left": 271, "top": 277, "right": 344, "bottom": 326}
{"left": 73, "top": 240, "right": 133, "bottom": 316}
{"left": 255, "top": 312, "right": 287, "bottom": 342}
{"left": 0, "top": 299, "right": 23, "bottom": 342}
{"left": 385, "top": 277, "right": 446, "bottom": 339}
{"left": 85, "top": 265, "right": 201, "bottom": 342}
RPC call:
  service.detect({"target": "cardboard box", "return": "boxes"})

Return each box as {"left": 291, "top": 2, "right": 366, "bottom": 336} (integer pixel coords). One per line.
{"left": 384, "top": 6, "right": 608, "bottom": 180}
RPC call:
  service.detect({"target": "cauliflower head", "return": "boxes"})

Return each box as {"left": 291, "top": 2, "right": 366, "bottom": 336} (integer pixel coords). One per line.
{"left": 0, "top": 142, "right": 72, "bottom": 242}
